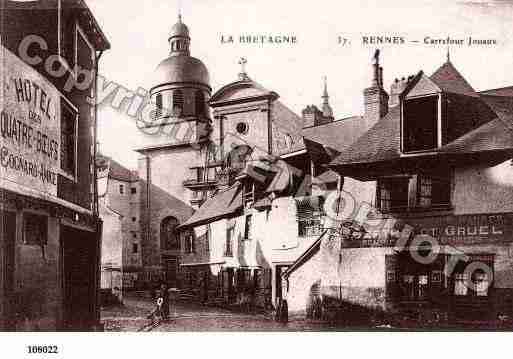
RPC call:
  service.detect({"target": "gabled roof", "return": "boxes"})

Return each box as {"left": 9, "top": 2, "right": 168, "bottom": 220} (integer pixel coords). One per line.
{"left": 178, "top": 184, "right": 243, "bottom": 229}
{"left": 430, "top": 61, "right": 477, "bottom": 97}
{"left": 330, "top": 60, "right": 513, "bottom": 168}
{"left": 209, "top": 78, "right": 278, "bottom": 106}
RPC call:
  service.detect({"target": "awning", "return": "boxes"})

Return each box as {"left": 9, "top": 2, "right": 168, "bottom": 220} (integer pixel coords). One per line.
{"left": 178, "top": 184, "right": 243, "bottom": 229}
{"left": 265, "top": 160, "right": 292, "bottom": 194}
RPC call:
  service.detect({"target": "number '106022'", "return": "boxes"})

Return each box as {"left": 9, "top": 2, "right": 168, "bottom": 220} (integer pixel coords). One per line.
{"left": 27, "top": 345, "right": 58, "bottom": 354}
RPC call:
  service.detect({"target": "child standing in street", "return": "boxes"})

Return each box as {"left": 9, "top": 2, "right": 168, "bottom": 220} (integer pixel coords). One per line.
{"left": 146, "top": 289, "right": 164, "bottom": 321}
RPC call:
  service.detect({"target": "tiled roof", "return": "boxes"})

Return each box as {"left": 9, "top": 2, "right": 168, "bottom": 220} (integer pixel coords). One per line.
{"left": 330, "top": 106, "right": 402, "bottom": 165}
{"left": 331, "top": 61, "right": 513, "bottom": 167}
{"left": 440, "top": 111, "right": 513, "bottom": 154}
{"left": 480, "top": 94, "right": 513, "bottom": 117}
{"left": 96, "top": 154, "right": 137, "bottom": 182}
{"left": 108, "top": 158, "right": 137, "bottom": 182}
{"left": 430, "top": 61, "right": 477, "bottom": 97}
{"left": 178, "top": 184, "right": 243, "bottom": 229}
{"left": 302, "top": 116, "right": 368, "bottom": 154}
{"left": 479, "top": 86, "right": 513, "bottom": 97}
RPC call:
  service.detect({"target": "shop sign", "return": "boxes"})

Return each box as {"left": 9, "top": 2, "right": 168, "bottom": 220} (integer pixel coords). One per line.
{"left": 0, "top": 45, "right": 61, "bottom": 196}
{"left": 344, "top": 213, "right": 513, "bottom": 248}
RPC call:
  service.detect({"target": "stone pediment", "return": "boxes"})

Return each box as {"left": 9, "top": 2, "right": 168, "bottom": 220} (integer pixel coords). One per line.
{"left": 209, "top": 79, "right": 278, "bottom": 107}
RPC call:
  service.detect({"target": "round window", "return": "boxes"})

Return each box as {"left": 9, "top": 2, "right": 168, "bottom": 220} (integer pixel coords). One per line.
{"left": 236, "top": 122, "right": 249, "bottom": 135}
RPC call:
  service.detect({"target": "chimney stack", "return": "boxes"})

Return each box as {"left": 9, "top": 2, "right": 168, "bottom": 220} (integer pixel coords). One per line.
{"left": 388, "top": 77, "right": 409, "bottom": 107}
{"left": 302, "top": 105, "right": 323, "bottom": 128}
{"left": 364, "top": 49, "right": 389, "bottom": 128}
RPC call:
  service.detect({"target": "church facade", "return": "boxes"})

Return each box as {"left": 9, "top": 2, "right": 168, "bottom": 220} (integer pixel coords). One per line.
{"left": 133, "top": 15, "right": 344, "bottom": 307}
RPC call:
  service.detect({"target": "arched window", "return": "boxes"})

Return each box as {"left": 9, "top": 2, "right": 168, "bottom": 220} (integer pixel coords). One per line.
{"left": 172, "top": 90, "right": 184, "bottom": 116}
{"left": 195, "top": 90, "right": 205, "bottom": 117}
{"left": 160, "top": 216, "right": 179, "bottom": 250}
{"left": 227, "top": 145, "right": 252, "bottom": 173}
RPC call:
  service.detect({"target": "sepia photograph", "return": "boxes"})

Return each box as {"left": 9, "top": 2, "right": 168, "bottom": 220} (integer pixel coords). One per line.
{"left": 2, "top": 0, "right": 513, "bottom": 354}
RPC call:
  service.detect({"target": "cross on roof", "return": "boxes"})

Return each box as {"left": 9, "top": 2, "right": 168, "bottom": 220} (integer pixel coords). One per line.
{"left": 238, "top": 57, "right": 247, "bottom": 74}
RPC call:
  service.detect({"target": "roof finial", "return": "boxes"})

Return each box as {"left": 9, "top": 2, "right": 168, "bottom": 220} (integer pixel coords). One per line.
{"left": 177, "top": 0, "right": 182, "bottom": 22}
{"left": 446, "top": 46, "right": 450, "bottom": 63}
{"left": 238, "top": 57, "right": 249, "bottom": 81}
{"left": 322, "top": 76, "right": 329, "bottom": 100}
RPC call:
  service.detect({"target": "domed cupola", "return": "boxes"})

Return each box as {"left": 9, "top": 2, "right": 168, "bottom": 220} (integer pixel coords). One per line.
{"left": 150, "top": 14, "right": 211, "bottom": 123}
{"left": 168, "top": 14, "right": 190, "bottom": 56}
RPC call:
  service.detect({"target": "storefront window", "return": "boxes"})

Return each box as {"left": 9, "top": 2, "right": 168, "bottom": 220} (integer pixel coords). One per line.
{"left": 474, "top": 272, "right": 490, "bottom": 297}
{"left": 418, "top": 274, "right": 428, "bottom": 300}
{"left": 454, "top": 273, "right": 468, "bottom": 296}
{"left": 402, "top": 275, "right": 415, "bottom": 300}
{"left": 452, "top": 255, "right": 493, "bottom": 298}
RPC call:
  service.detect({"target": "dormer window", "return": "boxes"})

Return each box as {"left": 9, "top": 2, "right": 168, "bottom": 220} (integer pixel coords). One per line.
{"left": 403, "top": 95, "right": 440, "bottom": 153}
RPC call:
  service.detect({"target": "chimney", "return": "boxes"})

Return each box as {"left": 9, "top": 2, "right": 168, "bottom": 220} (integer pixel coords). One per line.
{"left": 364, "top": 49, "right": 389, "bottom": 128}
{"left": 388, "top": 77, "right": 408, "bottom": 107}
{"left": 302, "top": 105, "right": 323, "bottom": 128}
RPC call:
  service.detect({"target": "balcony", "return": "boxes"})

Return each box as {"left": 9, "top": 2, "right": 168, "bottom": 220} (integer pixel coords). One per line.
{"left": 183, "top": 166, "right": 219, "bottom": 189}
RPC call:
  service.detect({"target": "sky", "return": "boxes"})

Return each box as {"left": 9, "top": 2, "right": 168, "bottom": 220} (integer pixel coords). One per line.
{"left": 86, "top": 0, "right": 513, "bottom": 169}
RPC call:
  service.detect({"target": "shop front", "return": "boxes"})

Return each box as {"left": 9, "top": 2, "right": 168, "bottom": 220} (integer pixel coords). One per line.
{"left": 386, "top": 249, "right": 495, "bottom": 322}
{"left": 354, "top": 212, "right": 513, "bottom": 323}
{"left": 285, "top": 211, "right": 513, "bottom": 325}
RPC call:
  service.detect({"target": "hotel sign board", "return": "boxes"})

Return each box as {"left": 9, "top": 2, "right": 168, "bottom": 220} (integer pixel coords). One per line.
{"left": 0, "top": 45, "right": 61, "bottom": 196}
{"left": 345, "top": 213, "right": 513, "bottom": 248}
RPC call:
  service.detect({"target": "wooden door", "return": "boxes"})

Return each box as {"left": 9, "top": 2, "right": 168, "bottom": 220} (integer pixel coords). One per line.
{"left": 62, "top": 226, "right": 96, "bottom": 331}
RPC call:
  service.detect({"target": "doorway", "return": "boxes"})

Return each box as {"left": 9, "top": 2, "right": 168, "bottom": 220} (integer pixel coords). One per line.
{"left": 164, "top": 257, "right": 178, "bottom": 288}
{"left": 226, "top": 268, "right": 236, "bottom": 304}
{"left": 1, "top": 211, "right": 16, "bottom": 330}
{"left": 61, "top": 225, "right": 97, "bottom": 331}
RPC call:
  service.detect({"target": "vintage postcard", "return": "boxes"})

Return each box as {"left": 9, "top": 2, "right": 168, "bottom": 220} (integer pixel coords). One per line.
{"left": 1, "top": 0, "right": 513, "bottom": 355}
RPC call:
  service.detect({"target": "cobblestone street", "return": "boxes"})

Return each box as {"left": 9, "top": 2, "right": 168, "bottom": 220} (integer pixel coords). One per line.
{"left": 101, "top": 293, "right": 336, "bottom": 332}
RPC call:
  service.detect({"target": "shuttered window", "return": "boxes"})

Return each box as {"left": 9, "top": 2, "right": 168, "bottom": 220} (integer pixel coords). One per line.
{"left": 417, "top": 174, "right": 451, "bottom": 208}
{"left": 173, "top": 90, "right": 184, "bottom": 116}
{"left": 155, "top": 93, "right": 163, "bottom": 118}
